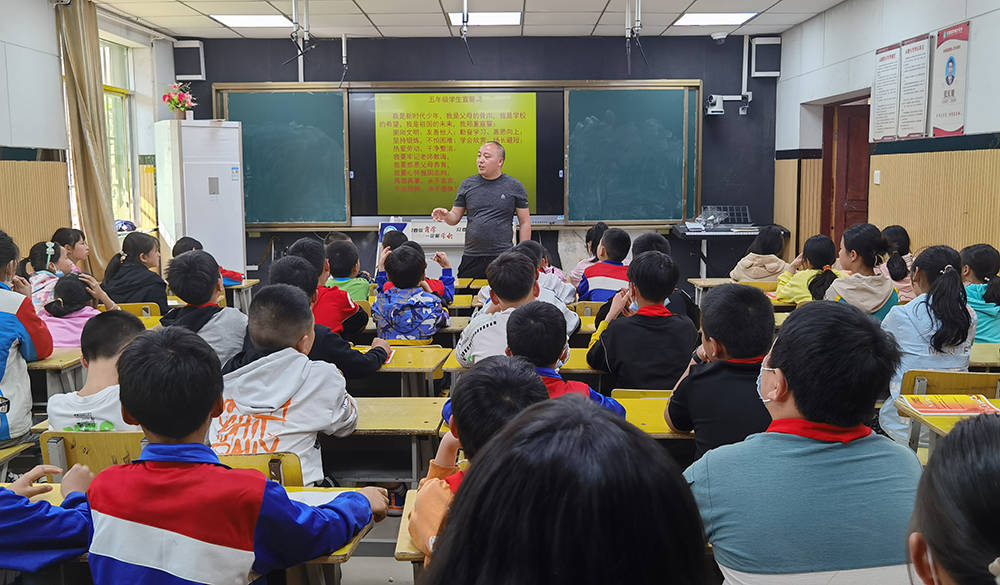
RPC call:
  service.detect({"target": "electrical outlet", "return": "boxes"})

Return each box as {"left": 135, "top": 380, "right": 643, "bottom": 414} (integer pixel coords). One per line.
{"left": 874, "top": 170, "right": 881, "bottom": 185}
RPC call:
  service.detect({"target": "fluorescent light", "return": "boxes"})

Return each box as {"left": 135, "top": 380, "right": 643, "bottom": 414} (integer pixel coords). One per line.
{"left": 675, "top": 12, "right": 756, "bottom": 26}
{"left": 211, "top": 14, "right": 292, "bottom": 28}
{"left": 448, "top": 12, "right": 521, "bottom": 26}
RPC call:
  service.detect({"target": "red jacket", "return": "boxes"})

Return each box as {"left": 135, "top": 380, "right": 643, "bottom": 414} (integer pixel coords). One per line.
{"left": 313, "top": 286, "right": 358, "bottom": 333}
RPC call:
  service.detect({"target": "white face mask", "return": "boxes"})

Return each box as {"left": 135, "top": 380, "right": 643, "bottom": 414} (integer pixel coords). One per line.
{"left": 757, "top": 367, "right": 776, "bottom": 404}
{"left": 925, "top": 548, "right": 941, "bottom": 585}
{"left": 554, "top": 345, "right": 569, "bottom": 370}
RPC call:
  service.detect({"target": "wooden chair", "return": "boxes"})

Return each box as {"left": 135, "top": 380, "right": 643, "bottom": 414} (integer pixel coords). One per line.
{"left": 741, "top": 281, "right": 779, "bottom": 292}
{"left": 218, "top": 453, "right": 303, "bottom": 486}
{"left": 116, "top": 302, "right": 161, "bottom": 317}
{"left": 611, "top": 389, "right": 673, "bottom": 399}
{"left": 573, "top": 301, "right": 605, "bottom": 317}
{"left": 901, "top": 370, "right": 1000, "bottom": 451}
{"left": 41, "top": 430, "right": 145, "bottom": 479}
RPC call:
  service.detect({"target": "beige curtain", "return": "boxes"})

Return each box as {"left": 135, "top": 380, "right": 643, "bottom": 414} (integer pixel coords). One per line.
{"left": 57, "top": 0, "right": 118, "bottom": 276}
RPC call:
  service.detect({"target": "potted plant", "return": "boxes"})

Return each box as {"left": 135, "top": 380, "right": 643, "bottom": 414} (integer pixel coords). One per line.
{"left": 162, "top": 83, "right": 197, "bottom": 119}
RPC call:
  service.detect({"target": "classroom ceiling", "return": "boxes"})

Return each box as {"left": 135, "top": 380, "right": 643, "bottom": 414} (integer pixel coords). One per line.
{"left": 96, "top": 0, "right": 846, "bottom": 40}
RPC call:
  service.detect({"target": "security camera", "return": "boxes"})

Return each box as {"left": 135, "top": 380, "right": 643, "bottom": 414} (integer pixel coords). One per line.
{"left": 705, "top": 95, "right": 725, "bottom": 116}
{"left": 711, "top": 32, "right": 728, "bottom": 44}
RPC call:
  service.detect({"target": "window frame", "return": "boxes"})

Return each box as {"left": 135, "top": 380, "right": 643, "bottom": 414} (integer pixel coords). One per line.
{"left": 99, "top": 39, "right": 140, "bottom": 226}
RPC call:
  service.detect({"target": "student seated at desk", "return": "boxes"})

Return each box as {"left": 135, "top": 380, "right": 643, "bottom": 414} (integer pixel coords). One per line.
{"left": 508, "top": 301, "right": 624, "bottom": 417}
{"left": 456, "top": 252, "right": 537, "bottom": 367}
{"left": 373, "top": 246, "right": 449, "bottom": 341}
{"left": 774, "top": 234, "right": 843, "bottom": 305}
{"left": 961, "top": 243, "right": 1000, "bottom": 343}
{"left": 161, "top": 250, "right": 248, "bottom": 365}
{"left": 730, "top": 225, "right": 790, "bottom": 282}
{"left": 877, "top": 225, "right": 916, "bottom": 302}
{"left": 577, "top": 227, "right": 630, "bottom": 302}
{"left": 288, "top": 237, "right": 366, "bottom": 337}
{"left": 879, "top": 246, "right": 976, "bottom": 446}
{"left": 39, "top": 273, "right": 119, "bottom": 347}
{"left": 826, "top": 223, "right": 899, "bottom": 320}
{"left": 325, "top": 239, "right": 372, "bottom": 301}
{"left": 171, "top": 236, "right": 244, "bottom": 285}
{"left": 517, "top": 240, "right": 575, "bottom": 304}
{"left": 51, "top": 227, "right": 89, "bottom": 274}
{"left": 75, "top": 327, "right": 384, "bottom": 582}
{"left": 409, "top": 356, "right": 548, "bottom": 560}
{"left": 907, "top": 414, "right": 1000, "bottom": 585}
{"left": 226, "top": 256, "right": 389, "bottom": 380}
{"left": 376, "top": 239, "right": 454, "bottom": 305}
{"left": 47, "top": 311, "right": 144, "bottom": 432}
{"left": 101, "top": 232, "right": 167, "bottom": 315}
{"left": 684, "top": 301, "right": 921, "bottom": 584}
{"left": 474, "top": 242, "right": 580, "bottom": 335}
{"left": 0, "top": 230, "right": 53, "bottom": 447}
{"left": 587, "top": 251, "right": 698, "bottom": 390}
{"left": 423, "top": 396, "right": 708, "bottom": 585}
{"left": 0, "top": 462, "right": 94, "bottom": 572}
{"left": 666, "top": 284, "right": 773, "bottom": 459}
{"left": 568, "top": 221, "right": 608, "bottom": 286}
{"left": 17, "top": 241, "right": 77, "bottom": 313}
{"left": 211, "top": 285, "right": 361, "bottom": 486}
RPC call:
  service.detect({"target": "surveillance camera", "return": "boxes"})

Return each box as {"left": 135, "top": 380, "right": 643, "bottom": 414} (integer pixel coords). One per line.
{"left": 711, "top": 32, "right": 727, "bottom": 44}
{"left": 705, "top": 95, "right": 725, "bottom": 116}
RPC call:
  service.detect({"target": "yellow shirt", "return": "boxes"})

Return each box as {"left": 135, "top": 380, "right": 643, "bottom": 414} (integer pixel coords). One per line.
{"left": 775, "top": 269, "right": 845, "bottom": 304}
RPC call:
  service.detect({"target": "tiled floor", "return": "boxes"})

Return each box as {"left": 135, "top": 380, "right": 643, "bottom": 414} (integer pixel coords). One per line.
{"left": 341, "top": 516, "right": 416, "bottom": 585}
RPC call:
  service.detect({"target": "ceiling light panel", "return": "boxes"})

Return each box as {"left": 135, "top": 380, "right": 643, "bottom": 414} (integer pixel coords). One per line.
{"left": 211, "top": 14, "right": 293, "bottom": 27}
{"left": 674, "top": 13, "right": 757, "bottom": 26}
{"left": 448, "top": 12, "right": 522, "bottom": 26}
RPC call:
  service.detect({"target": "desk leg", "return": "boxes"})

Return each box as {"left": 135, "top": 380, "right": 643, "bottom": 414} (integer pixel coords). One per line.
{"left": 927, "top": 432, "right": 939, "bottom": 461}
{"left": 411, "top": 562, "right": 424, "bottom": 582}
{"left": 907, "top": 419, "right": 923, "bottom": 453}
{"left": 700, "top": 240, "right": 707, "bottom": 279}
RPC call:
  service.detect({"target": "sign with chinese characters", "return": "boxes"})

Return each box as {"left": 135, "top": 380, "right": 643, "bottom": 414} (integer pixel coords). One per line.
{"left": 871, "top": 43, "right": 901, "bottom": 141}
{"left": 930, "top": 22, "right": 969, "bottom": 137}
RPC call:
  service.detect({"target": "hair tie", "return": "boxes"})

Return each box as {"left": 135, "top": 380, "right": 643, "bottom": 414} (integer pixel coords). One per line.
{"left": 986, "top": 275, "right": 995, "bottom": 282}
{"left": 988, "top": 557, "right": 1000, "bottom": 583}
{"left": 822, "top": 265, "right": 832, "bottom": 272}
{"left": 940, "top": 265, "right": 956, "bottom": 275}
{"left": 55, "top": 297, "right": 64, "bottom": 306}
{"left": 44, "top": 241, "right": 55, "bottom": 267}
{"left": 120, "top": 253, "right": 127, "bottom": 263}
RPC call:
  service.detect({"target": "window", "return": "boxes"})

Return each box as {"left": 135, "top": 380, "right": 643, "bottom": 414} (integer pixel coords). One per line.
{"left": 99, "top": 40, "right": 134, "bottom": 223}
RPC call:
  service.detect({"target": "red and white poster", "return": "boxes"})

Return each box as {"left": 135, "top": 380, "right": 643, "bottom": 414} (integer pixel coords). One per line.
{"left": 897, "top": 35, "right": 931, "bottom": 139}
{"left": 930, "top": 22, "right": 970, "bottom": 137}
{"left": 871, "top": 43, "right": 901, "bottom": 141}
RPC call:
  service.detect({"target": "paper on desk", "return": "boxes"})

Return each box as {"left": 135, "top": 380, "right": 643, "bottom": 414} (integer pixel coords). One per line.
{"left": 287, "top": 491, "right": 345, "bottom": 507}
{"left": 385, "top": 349, "right": 396, "bottom": 364}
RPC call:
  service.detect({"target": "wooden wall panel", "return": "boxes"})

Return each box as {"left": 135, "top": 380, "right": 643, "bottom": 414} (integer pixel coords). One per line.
{"left": 139, "top": 164, "right": 157, "bottom": 232}
{"left": 799, "top": 158, "right": 823, "bottom": 250}
{"left": 773, "top": 159, "right": 798, "bottom": 262}
{"left": 0, "top": 161, "right": 71, "bottom": 254}
{"left": 868, "top": 150, "right": 1000, "bottom": 252}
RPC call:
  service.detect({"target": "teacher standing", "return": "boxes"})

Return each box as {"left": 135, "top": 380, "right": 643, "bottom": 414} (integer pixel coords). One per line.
{"left": 431, "top": 141, "right": 531, "bottom": 278}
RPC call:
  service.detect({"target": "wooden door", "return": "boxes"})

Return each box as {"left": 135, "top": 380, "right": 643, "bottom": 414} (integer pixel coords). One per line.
{"left": 832, "top": 104, "right": 871, "bottom": 240}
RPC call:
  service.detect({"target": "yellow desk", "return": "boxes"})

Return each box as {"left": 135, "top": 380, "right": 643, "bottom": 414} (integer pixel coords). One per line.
{"left": 455, "top": 277, "right": 474, "bottom": 290}
{"left": 578, "top": 315, "right": 596, "bottom": 336}
{"left": 618, "top": 398, "right": 692, "bottom": 439}
{"left": 439, "top": 316, "right": 469, "bottom": 335}
{"left": 353, "top": 346, "right": 451, "bottom": 396}
{"left": 688, "top": 277, "right": 733, "bottom": 305}
{"left": 31, "top": 418, "right": 49, "bottom": 434}
{"left": 139, "top": 316, "right": 161, "bottom": 330}
{"left": 971, "top": 343, "right": 1000, "bottom": 371}
{"left": 774, "top": 312, "right": 789, "bottom": 329}
{"left": 0, "top": 442, "right": 34, "bottom": 479}
{"left": 894, "top": 395, "right": 1000, "bottom": 459}
{"left": 225, "top": 278, "right": 261, "bottom": 314}
{"left": 470, "top": 279, "right": 488, "bottom": 289}
{"left": 29, "top": 348, "right": 84, "bottom": 398}
{"left": 350, "top": 398, "right": 444, "bottom": 488}
{"left": 395, "top": 489, "right": 425, "bottom": 579}
{"left": 449, "top": 294, "right": 474, "bottom": 311}
{"left": 442, "top": 347, "right": 596, "bottom": 375}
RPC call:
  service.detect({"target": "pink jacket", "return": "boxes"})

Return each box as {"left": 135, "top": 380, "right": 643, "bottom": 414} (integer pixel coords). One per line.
{"left": 38, "top": 305, "right": 101, "bottom": 347}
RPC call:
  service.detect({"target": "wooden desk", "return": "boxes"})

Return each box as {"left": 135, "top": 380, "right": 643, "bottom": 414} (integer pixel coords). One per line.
{"left": 894, "top": 395, "right": 1000, "bottom": 459}
{"left": 617, "top": 398, "right": 692, "bottom": 439}
{"left": 0, "top": 442, "right": 34, "bottom": 479}
{"left": 442, "top": 347, "right": 598, "bottom": 375}
{"left": 971, "top": 343, "right": 1000, "bottom": 371}
{"left": 353, "top": 346, "right": 451, "bottom": 397}
{"left": 439, "top": 316, "right": 469, "bottom": 335}
{"left": 687, "top": 278, "right": 733, "bottom": 306}
{"left": 395, "top": 489, "right": 424, "bottom": 580}
{"left": 348, "top": 398, "right": 444, "bottom": 488}
{"left": 470, "top": 279, "right": 488, "bottom": 289}
{"left": 449, "top": 294, "right": 475, "bottom": 311}
{"left": 29, "top": 348, "right": 84, "bottom": 398}
{"left": 31, "top": 418, "right": 49, "bottom": 434}
{"left": 455, "top": 277, "right": 474, "bottom": 291}
{"left": 225, "top": 278, "right": 260, "bottom": 314}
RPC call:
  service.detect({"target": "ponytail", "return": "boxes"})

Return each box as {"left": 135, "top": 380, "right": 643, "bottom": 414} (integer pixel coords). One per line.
{"left": 915, "top": 246, "right": 970, "bottom": 352}
{"left": 881, "top": 225, "right": 911, "bottom": 281}
{"left": 961, "top": 244, "right": 1000, "bottom": 305}
{"left": 17, "top": 241, "right": 62, "bottom": 279}
{"left": 103, "top": 232, "right": 158, "bottom": 283}
{"left": 843, "top": 223, "right": 888, "bottom": 270}
{"left": 15, "top": 258, "right": 32, "bottom": 279}
{"left": 43, "top": 274, "right": 93, "bottom": 317}
{"left": 802, "top": 234, "right": 838, "bottom": 300}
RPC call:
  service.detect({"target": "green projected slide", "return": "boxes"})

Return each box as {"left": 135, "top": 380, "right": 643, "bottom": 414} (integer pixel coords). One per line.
{"left": 375, "top": 92, "right": 537, "bottom": 215}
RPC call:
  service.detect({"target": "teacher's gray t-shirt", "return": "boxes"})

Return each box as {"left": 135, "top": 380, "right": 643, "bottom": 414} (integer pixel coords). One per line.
{"left": 454, "top": 173, "right": 529, "bottom": 256}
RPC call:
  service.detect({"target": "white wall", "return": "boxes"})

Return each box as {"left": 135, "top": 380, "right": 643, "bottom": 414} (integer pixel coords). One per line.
{"left": 0, "top": 0, "right": 67, "bottom": 149}
{"left": 776, "top": 0, "right": 1000, "bottom": 150}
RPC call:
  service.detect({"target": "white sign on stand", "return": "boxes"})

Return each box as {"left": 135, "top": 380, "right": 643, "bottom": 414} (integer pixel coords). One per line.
{"left": 378, "top": 220, "right": 467, "bottom": 279}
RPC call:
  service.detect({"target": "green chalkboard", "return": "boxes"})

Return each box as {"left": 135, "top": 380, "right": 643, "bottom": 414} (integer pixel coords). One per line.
{"left": 226, "top": 91, "right": 347, "bottom": 224}
{"left": 567, "top": 88, "right": 699, "bottom": 222}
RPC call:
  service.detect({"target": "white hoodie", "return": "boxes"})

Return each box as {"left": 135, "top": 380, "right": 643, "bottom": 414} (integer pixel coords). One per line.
{"left": 208, "top": 348, "right": 358, "bottom": 485}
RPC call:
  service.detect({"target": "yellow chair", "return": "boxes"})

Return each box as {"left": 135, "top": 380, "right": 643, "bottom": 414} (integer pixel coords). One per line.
{"left": 117, "top": 302, "right": 161, "bottom": 317}
{"left": 741, "top": 281, "right": 779, "bottom": 292}
{"left": 218, "top": 452, "right": 303, "bottom": 486}
{"left": 41, "top": 430, "right": 145, "bottom": 478}
{"left": 357, "top": 299, "right": 372, "bottom": 318}
{"left": 611, "top": 389, "right": 673, "bottom": 399}
{"left": 901, "top": 370, "right": 1000, "bottom": 450}
{"left": 573, "top": 301, "right": 605, "bottom": 317}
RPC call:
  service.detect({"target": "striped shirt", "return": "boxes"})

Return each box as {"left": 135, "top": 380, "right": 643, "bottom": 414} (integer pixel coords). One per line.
{"left": 577, "top": 261, "right": 628, "bottom": 302}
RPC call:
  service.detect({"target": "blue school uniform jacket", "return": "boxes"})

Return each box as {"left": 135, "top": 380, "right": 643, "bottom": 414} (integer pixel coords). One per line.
{"left": 0, "top": 282, "right": 53, "bottom": 441}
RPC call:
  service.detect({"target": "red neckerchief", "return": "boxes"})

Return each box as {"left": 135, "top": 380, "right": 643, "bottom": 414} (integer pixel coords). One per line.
{"left": 726, "top": 355, "right": 766, "bottom": 364}
{"left": 445, "top": 470, "right": 465, "bottom": 494}
{"left": 766, "top": 418, "right": 872, "bottom": 443}
{"left": 635, "top": 305, "right": 672, "bottom": 317}
{"left": 191, "top": 302, "right": 219, "bottom": 308}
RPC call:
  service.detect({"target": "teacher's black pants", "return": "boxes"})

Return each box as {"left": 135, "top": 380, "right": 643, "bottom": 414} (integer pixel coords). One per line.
{"left": 457, "top": 254, "right": 499, "bottom": 279}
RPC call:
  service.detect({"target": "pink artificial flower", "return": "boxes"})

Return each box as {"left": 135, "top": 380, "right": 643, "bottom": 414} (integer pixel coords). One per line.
{"left": 162, "top": 94, "right": 169, "bottom": 103}
{"left": 170, "top": 84, "right": 180, "bottom": 90}
{"left": 177, "top": 92, "right": 188, "bottom": 100}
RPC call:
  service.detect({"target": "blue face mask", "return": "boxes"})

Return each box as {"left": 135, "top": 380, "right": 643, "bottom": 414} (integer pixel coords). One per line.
{"left": 54, "top": 270, "right": 65, "bottom": 278}
{"left": 757, "top": 367, "right": 775, "bottom": 403}
{"left": 630, "top": 298, "right": 671, "bottom": 312}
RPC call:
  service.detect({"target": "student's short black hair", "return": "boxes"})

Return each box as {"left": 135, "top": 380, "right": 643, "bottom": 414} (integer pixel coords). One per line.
{"left": 118, "top": 327, "right": 222, "bottom": 439}
{"left": 381, "top": 230, "right": 408, "bottom": 250}
{"left": 506, "top": 302, "right": 567, "bottom": 366}
{"left": 326, "top": 240, "right": 360, "bottom": 278}
{"left": 511, "top": 240, "right": 545, "bottom": 269}
{"left": 748, "top": 225, "right": 787, "bottom": 256}
{"left": 81, "top": 311, "right": 145, "bottom": 362}
{"left": 268, "top": 256, "right": 319, "bottom": 299}
{"left": 401, "top": 240, "right": 425, "bottom": 255}
{"left": 166, "top": 250, "right": 220, "bottom": 305}
{"left": 599, "top": 228, "right": 631, "bottom": 263}
{"left": 486, "top": 252, "right": 536, "bottom": 302}
{"left": 768, "top": 301, "right": 901, "bottom": 427}
{"left": 384, "top": 245, "right": 425, "bottom": 289}
{"left": 701, "top": 284, "right": 774, "bottom": 359}
{"left": 171, "top": 236, "right": 202, "bottom": 258}
{"left": 287, "top": 238, "right": 326, "bottom": 275}
{"left": 324, "top": 231, "right": 350, "bottom": 245}
{"left": 627, "top": 251, "right": 678, "bottom": 303}
{"left": 248, "top": 284, "right": 314, "bottom": 349}
{"left": 450, "top": 355, "right": 548, "bottom": 459}
{"left": 632, "top": 232, "right": 671, "bottom": 256}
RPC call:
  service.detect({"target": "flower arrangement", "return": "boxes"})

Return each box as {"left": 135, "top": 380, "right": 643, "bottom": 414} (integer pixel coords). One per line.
{"left": 162, "top": 83, "right": 196, "bottom": 111}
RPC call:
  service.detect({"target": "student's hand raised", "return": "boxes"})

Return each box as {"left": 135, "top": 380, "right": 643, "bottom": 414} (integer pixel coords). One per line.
{"left": 80, "top": 273, "right": 116, "bottom": 309}
{"left": 790, "top": 253, "right": 805, "bottom": 273}
{"left": 60, "top": 464, "right": 94, "bottom": 498}
{"left": 9, "top": 464, "right": 63, "bottom": 498}
{"left": 358, "top": 486, "right": 389, "bottom": 522}
{"left": 11, "top": 275, "right": 30, "bottom": 297}
{"left": 377, "top": 246, "right": 392, "bottom": 271}
{"left": 608, "top": 288, "right": 631, "bottom": 321}
{"left": 431, "top": 252, "right": 451, "bottom": 269}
